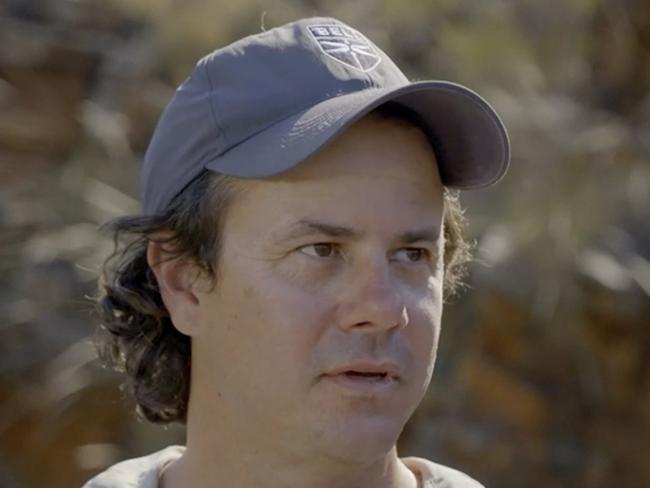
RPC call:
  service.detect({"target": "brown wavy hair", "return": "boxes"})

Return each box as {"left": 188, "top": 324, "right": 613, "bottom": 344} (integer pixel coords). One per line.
{"left": 94, "top": 106, "right": 473, "bottom": 424}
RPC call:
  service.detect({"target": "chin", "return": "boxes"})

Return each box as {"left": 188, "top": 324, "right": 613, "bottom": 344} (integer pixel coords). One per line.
{"left": 312, "top": 412, "right": 407, "bottom": 464}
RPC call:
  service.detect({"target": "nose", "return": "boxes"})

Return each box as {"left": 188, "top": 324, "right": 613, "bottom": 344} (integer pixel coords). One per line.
{"left": 335, "top": 262, "right": 409, "bottom": 334}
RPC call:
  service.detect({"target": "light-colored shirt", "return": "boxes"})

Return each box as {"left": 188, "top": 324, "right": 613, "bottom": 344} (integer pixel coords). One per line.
{"left": 82, "top": 445, "right": 484, "bottom": 488}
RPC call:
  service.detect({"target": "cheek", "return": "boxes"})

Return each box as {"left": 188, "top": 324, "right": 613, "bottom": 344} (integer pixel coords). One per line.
{"left": 203, "top": 261, "right": 331, "bottom": 378}
{"left": 409, "top": 307, "right": 439, "bottom": 356}
{"left": 407, "top": 288, "right": 443, "bottom": 365}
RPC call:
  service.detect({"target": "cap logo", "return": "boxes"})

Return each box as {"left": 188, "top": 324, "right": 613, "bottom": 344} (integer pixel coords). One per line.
{"left": 308, "top": 23, "right": 381, "bottom": 73}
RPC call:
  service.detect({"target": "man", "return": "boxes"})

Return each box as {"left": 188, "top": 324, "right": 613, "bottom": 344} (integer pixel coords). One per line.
{"left": 85, "top": 16, "right": 509, "bottom": 488}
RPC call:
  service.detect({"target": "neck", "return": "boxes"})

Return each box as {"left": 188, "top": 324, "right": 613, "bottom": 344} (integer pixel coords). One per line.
{"left": 163, "top": 444, "right": 418, "bottom": 488}
{"left": 161, "top": 402, "right": 418, "bottom": 488}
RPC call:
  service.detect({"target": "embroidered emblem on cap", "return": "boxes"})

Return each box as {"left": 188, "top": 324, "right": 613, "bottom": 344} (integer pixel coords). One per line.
{"left": 308, "top": 23, "right": 381, "bottom": 73}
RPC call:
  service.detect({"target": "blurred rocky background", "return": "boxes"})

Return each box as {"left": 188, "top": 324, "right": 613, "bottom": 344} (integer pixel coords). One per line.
{"left": 0, "top": 0, "right": 648, "bottom": 487}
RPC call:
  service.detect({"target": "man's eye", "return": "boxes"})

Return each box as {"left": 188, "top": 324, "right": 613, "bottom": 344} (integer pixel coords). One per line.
{"left": 395, "top": 248, "right": 428, "bottom": 262}
{"left": 299, "top": 243, "right": 337, "bottom": 258}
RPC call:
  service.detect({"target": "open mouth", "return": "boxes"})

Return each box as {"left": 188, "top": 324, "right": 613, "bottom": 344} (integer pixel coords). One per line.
{"left": 343, "top": 371, "right": 388, "bottom": 380}
{"left": 323, "top": 367, "right": 397, "bottom": 393}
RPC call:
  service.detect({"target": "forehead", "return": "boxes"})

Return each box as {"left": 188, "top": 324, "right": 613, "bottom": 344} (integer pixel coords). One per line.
{"left": 280, "top": 113, "right": 438, "bottom": 180}
{"left": 221, "top": 115, "right": 444, "bottom": 237}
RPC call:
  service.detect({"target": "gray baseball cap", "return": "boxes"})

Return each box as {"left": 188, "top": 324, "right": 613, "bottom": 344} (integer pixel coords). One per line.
{"left": 141, "top": 16, "right": 510, "bottom": 215}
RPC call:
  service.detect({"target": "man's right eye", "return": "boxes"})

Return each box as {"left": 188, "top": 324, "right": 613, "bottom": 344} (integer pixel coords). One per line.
{"left": 298, "top": 243, "right": 337, "bottom": 258}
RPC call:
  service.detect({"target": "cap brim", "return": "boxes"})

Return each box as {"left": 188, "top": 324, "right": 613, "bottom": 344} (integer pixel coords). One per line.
{"left": 206, "top": 81, "right": 510, "bottom": 189}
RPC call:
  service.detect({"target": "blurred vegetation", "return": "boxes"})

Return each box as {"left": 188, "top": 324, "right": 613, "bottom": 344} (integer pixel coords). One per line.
{"left": 0, "top": 0, "right": 648, "bottom": 487}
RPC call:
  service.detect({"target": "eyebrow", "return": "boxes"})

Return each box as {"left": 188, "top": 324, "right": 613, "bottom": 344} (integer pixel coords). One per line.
{"left": 279, "top": 219, "right": 440, "bottom": 244}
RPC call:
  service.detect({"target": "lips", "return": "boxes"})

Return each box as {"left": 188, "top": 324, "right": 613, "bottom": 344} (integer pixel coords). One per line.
{"left": 325, "top": 362, "right": 401, "bottom": 380}
{"left": 322, "top": 362, "right": 401, "bottom": 394}
{"left": 344, "top": 371, "right": 387, "bottom": 380}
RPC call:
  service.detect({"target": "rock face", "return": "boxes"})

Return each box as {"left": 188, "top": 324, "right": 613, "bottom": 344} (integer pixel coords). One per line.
{"left": 1, "top": 2, "right": 648, "bottom": 488}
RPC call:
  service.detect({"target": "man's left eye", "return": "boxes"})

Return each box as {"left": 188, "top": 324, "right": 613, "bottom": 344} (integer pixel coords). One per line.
{"left": 394, "top": 248, "right": 429, "bottom": 262}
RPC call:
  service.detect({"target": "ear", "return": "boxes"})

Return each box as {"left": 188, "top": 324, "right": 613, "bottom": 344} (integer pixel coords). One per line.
{"left": 147, "top": 237, "right": 204, "bottom": 336}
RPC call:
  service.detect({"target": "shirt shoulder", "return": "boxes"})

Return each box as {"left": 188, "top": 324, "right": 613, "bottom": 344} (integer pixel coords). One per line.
{"left": 401, "top": 456, "right": 485, "bottom": 488}
{"left": 81, "top": 445, "right": 185, "bottom": 488}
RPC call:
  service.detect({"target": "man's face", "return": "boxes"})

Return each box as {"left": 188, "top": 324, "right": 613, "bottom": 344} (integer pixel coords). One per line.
{"left": 192, "top": 114, "right": 445, "bottom": 463}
